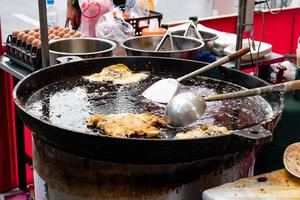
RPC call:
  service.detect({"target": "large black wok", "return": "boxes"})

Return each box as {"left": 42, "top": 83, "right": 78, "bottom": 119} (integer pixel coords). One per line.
{"left": 13, "top": 57, "right": 284, "bottom": 164}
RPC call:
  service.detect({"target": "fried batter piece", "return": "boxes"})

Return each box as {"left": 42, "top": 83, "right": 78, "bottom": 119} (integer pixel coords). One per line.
{"left": 84, "top": 64, "right": 149, "bottom": 85}
{"left": 86, "top": 113, "right": 167, "bottom": 138}
{"left": 175, "top": 124, "right": 230, "bottom": 139}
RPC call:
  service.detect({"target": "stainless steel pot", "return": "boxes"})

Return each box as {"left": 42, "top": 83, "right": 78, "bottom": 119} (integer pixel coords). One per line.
{"left": 172, "top": 30, "right": 218, "bottom": 51}
{"left": 49, "top": 38, "right": 117, "bottom": 65}
{"left": 122, "top": 35, "right": 204, "bottom": 60}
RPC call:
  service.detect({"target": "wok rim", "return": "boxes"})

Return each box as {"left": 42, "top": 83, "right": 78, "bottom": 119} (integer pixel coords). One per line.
{"left": 13, "top": 56, "right": 284, "bottom": 142}
{"left": 171, "top": 30, "right": 219, "bottom": 42}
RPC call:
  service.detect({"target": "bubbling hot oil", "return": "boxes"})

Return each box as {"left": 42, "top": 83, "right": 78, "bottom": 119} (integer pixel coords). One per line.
{"left": 25, "top": 74, "right": 273, "bottom": 139}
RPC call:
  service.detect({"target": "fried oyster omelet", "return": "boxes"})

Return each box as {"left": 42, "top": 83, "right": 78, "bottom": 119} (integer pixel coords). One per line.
{"left": 84, "top": 64, "right": 149, "bottom": 85}
{"left": 86, "top": 113, "right": 167, "bottom": 138}
{"left": 175, "top": 124, "right": 230, "bottom": 139}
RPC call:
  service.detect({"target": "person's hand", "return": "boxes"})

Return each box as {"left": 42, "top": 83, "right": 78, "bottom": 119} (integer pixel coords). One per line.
{"left": 66, "top": 2, "right": 80, "bottom": 27}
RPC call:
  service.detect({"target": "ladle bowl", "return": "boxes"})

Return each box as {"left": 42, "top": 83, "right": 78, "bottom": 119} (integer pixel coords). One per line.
{"left": 164, "top": 92, "right": 206, "bottom": 126}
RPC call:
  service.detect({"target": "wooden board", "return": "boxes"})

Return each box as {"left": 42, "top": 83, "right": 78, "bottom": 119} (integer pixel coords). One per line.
{"left": 203, "top": 169, "right": 300, "bottom": 199}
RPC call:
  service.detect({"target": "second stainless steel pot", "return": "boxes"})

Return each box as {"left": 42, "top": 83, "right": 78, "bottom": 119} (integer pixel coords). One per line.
{"left": 172, "top": 30, "right": 218, "bottom": 51}
{"left": 122, "top": 35, "right": 204, "bottom": 60}
{"left": 49, "top": 38, "right": 117, "bottom": 65}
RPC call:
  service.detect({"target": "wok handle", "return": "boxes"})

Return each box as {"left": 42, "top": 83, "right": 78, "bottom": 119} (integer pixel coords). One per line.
{"left": 204, "top": 80, "right": 300, "bottom": 102}
{"left": 232, "top": 125, "right": 272, "bottom": 146}
{"left": 177, "top": 47, "right": 250, "bottom": 82}
{"left": 56, "top": 56, "right": 83, "bottom": 64}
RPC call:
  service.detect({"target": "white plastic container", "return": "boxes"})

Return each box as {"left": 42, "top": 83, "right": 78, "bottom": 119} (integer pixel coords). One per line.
{"left": 47, "top": 0, "right": 58, "bottom": 27}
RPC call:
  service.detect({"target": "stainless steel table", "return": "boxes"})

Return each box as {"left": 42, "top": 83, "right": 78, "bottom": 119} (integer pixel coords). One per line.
{"left": 0, "top": 56, "right": 30, "bottom": 79}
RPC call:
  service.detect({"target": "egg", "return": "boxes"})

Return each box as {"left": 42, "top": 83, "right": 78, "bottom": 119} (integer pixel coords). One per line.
{"left": 23, "top": 28, "right": 31, "bottom": 34}
{"left": 22, "top": 34, "right": 29, "bottom": 41}
{"left": 58, "top": 27, "right": 64, "bottom": 31}
{"left": 17, "top": 32, "right": 26, "bottom": 40}
{"left": 63, "top": 28, "right": 70, "bottom": 33}
{"left": 53, "top": 36, "right": 61, "bottom": 40}
{"left": 32, "top": 39, "right": 40, "bottom": 47}
{"left": 33, "top": 27, "right": 40, "bottom": 32}
{"left": 12, "top": 30, "right": 20, "bottom": 37}
{"left": 48, "top": 34, "right": 56, "bottom": 40}
{"left": 48, "top": 28, "right": 54, "bottom": 34}
{"left": 37, "top": 41, "right": 41, "bottom": 49}
{"left": 53, "top": 30, "right": 60, "bottom": 35}
{"left": 58, "top": 31, "right": 65, "bottom": 38}
{"left": 63, "top": 33, "right": 71, "bottom": 38}
{"left": 69, "top": 30, "right": 76, "bottom": 35}
{"left": 33, "top": 32, "right": 40, "bottom": 39}
{"left": 74, "top": 32, "right": 81, "bottom": 37}
{"left": 28, "top": 31, "right": 35, "bottom": 36}
{"left": 26, "top": 36, "right": 36, "bottom": 44}
{"left": 53, "top": 25, "right": 60, "bottom": 30}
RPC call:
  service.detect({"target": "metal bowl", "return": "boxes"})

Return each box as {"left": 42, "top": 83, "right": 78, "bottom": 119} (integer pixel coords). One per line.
{"left": 172, "top": 30, "right": 218, "bottom": 51}
{"left": 49, "top": 38, "right": 117, "bottom": 65}
{"left": 122, "top": 35, "right": 204, "bottom": 60}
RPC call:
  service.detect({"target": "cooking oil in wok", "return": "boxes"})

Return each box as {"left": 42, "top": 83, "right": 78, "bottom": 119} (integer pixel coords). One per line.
{"left": 25, "top": 74, "right": 274, "bottom": 138}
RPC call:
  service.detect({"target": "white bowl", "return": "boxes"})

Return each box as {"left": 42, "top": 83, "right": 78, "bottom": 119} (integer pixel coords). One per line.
{"left": 224, "top": 39, "right": 272, "bottom": 61}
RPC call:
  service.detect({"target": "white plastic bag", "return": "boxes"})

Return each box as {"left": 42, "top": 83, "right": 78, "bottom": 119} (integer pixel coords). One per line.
{"left": 95, "top": 12, "right": 134, "bottom": 43}
{"left": 79, "top": 0, "right": 113, "bottom": 37}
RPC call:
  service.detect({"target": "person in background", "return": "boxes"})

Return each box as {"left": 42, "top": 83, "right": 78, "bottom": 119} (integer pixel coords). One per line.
{"left": 66, "top": 0, "right": 126, "bottom": 30}
{"left": 66, "top": 0, "right": 81, "bottom": 30}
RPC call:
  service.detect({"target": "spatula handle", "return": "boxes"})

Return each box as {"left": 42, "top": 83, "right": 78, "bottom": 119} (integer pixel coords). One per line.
{"left": 177, "top": 47, "right": 250, "bottom": 82}
{"left": 204, "top": 80, "right": 300, "bottom": 102}
{"left": 289, "top": 79, "right": 300, "bottom": 90}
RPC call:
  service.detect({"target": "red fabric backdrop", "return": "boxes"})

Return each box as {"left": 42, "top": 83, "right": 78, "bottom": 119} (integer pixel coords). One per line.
{"left": 0, "top": 71, "right": 18, "bottom": 192}
{"left": 200, "top": 7, "right": 300, "bottom": 54}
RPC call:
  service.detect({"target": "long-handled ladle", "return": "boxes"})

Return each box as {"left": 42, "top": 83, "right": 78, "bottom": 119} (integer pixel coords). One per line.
{"left": 164, "top": 80, "right": 300, "bottom": 126}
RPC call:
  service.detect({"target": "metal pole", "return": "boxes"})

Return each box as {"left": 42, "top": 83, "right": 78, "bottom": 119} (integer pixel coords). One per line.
{"left": 235, "top": 0, "right": 247, "bottom": 70}
{"left": 271, "top": 0, "right": 277, "bottom": 8}
{"left": 38, "top": 0, "right": 50, "bottom": 68}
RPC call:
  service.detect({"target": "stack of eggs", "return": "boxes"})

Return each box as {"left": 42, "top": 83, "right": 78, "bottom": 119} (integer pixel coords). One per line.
{"left": 11, "top": 26, "right": 82, "bottom": 49}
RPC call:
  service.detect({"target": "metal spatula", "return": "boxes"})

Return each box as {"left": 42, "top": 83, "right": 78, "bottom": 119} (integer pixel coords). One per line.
{"left": 142, "top": 47, "right": 250, "bottom": 103}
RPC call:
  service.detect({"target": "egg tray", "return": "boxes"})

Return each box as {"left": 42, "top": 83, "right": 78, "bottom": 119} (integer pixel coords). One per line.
{"left": 5, "top": 34, "right": 42, "bottom": 71}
